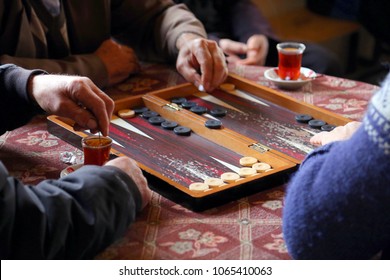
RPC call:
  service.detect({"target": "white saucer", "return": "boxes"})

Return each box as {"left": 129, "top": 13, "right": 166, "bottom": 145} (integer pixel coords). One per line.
{"left": 60, "top": 163, "right": 83, "bottom": 178}
{"left": 264, "top": 67, "right": 316, "bottom": 90}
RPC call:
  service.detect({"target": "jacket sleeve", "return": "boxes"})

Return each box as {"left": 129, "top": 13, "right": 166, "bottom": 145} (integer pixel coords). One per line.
{"left": 0, "top": 54, "right": 109, "bottom": 89}
{"left": 0, "top": 64, "right": 45, "bottom": 134}
{"left": 1, "top": 0, "right": 205, "bottom": 87}
{"left": 0, "top": 0, "right": 109, "bottom": 87}
{"left": 0, "top": 162, "right": 143, "bottom": 259}
{"left": 283, "top": 80, "right": 390, "bottom": 259}
{"left": 111, "top": 0, "right": 207, "bottom": 63}
{"left": 229, "top": 0, "right": 278, "bottom": 43}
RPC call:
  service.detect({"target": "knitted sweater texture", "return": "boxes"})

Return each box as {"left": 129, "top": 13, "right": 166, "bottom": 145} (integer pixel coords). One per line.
{"left": 283, "top": 73, "right": 390, "bottom": 259}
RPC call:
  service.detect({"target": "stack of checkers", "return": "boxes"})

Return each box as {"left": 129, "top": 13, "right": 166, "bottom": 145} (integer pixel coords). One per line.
{"left": 238, "top": 156, "right": 272, "bottom": 177}
{"left": 189, "top": 156, "right": 273, "bottom": 192}
{"left": 119, "top": 107, "right": 193, "bottom": 136}
{"left": 295, "top": 114, "right": 336, "bottom": 132}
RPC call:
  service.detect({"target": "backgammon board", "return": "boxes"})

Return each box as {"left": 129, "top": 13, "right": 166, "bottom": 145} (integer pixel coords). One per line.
{"left": 47, "top": 73, "right": 351, "bottom": 211}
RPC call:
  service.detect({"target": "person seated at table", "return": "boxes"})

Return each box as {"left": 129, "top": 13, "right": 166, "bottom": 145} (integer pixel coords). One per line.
{"left": 283, "top": 72, "right": 390, "bottom": 259}
{"left": 0, "top": 64, "right": 152, "bottom": 259}
{"left": 307, "top": 0, "right": 390, "bottom": 45}
{"left": 0, "top": 0, "right": 227, "bottom": 92}
{"left": 173, "top": 0, "right": 342, "bottom": 76}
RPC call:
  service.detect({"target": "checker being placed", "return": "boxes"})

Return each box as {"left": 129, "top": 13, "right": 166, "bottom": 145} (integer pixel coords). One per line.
{"left": 0, "top": 0, "right": 227, "bottom": 92}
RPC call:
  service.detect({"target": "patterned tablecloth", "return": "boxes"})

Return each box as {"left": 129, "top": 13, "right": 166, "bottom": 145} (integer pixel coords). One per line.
{"left": 0, "top": 64, "right": 378, "bottom": 260}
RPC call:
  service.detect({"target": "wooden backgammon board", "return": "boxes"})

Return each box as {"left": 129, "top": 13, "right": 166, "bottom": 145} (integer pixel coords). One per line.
{"left": 47, "top": 73, "right": 351, "bottom": 211}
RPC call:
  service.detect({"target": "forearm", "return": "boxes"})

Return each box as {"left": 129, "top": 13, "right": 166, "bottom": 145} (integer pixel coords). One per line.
{"left": 283, "top": 128, "right": 390, "bottom": 259}
{"left": 0, "top": 54, "right": 108, "bottom": 88}
{"left": 161, "top": 4, "right": 207, "bottom": 59}
{"left": 112, "top": 1, "right": 206, "bottom": 62}
{"left": 0, "top": 163, "right": 142, "bottom": 259}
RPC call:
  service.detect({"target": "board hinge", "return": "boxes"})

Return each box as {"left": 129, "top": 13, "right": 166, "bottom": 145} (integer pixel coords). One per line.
{"left": 164, "top": 103, "right": 181, "bottom": 111}
{"left": 249, "top": 143, "right": 270, "bottom": 153}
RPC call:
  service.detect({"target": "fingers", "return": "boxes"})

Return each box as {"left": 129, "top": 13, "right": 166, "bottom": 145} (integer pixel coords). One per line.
{"left": 219, "top": 38, "right": 258, "bottom": 65}
{"left": 310, "top": 131, "right": 328, "bottom": 146}
{"left": 29, "top": 75, "right": 95, "bottom": 121}
{"left": 67, "top": 107, "right": 100, "bottom": 133}
{"left": 237, "top": 46, "right": 267, "bottom": 66}
{"left": 236, "top": 35, "right": 268, "bottom": 66}
{"left": 68, "top": 78, "right": 114, "bottom": 136}
{"left": 176, "top": 53, "right": 202, "bottom": 89}
{"left": 344, "top": 121, "right": 362, "bottom": 132}
{"left": 309, "top": 121, "right": 362, "bottom": 146}
{"left": 225, "top": 54, "right": 242, "bottom": 64}
{"left": 176, "top": 38, "right": 228, "bottom": 92}
{"left": 95, "top": 39, "right": 141, "bottom": 86}
{"left": 32, "top": 75, "right": 114, "bottom": 136}
{"left": 105, "top": 157, "right": 152, "bottom": 210}
{"left": 235, "top": 52, "right": 259, "bottom": 65}
{"left": 219, "top": 39, "right": 247, "bottom": 55}
{"left": 197, "top": 40, "right": 227, "bottom": 91}
{"left": 247, "top": 35, "right": 268, "bottom": 55}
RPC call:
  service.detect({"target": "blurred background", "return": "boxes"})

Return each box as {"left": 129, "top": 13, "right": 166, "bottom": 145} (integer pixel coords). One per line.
{"left": 254, "top": 0, "right": 390, "bottom": 85}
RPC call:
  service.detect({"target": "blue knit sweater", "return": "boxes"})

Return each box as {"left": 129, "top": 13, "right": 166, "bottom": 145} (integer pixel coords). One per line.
{"left": 283, "top": 73, "right": 390, "bottom": 259}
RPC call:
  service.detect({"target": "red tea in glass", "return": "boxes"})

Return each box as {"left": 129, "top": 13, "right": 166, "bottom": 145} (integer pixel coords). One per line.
{"left": 276, "top": 42, "right": 306, "bottom": 80}
{"left": 82, "top": 136, "right": 112, "bottom": 166}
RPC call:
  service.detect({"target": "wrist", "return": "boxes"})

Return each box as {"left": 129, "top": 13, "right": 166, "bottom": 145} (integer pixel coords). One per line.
{"left": 27, "top": 71, "right": 47, "bottom": 108}
{"left": 176, "top": 32, "right": 205, "bottom": 50}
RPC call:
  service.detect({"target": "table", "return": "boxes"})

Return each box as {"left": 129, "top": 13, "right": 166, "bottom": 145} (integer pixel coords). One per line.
{"left": 0, "top": 64, "right": 378, "bottom": 260}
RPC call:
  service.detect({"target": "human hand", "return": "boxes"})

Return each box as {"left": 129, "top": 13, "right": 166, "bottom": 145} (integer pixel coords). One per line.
{"left": 29, "top": 74, "right": 114, "bottom": 136}
{"left": 218, "top": 38, "right": 247, "bottom": 64}
{"left": 105, "top": 157, "right": 151, "bottom": 210}
{"left": 310, "top": 121, "right": 362, "bottom": 146}
{"left": 176, "top": 33, "right": 228, "bottom": 92}
{"left": 219, "top": 35, "right": 268, "bottom": 66}
{"left": 94, "top": 39, "right": 141, "bottom": 86}
{"left": 239, "top": 35, "right": 268, "bottom": 66}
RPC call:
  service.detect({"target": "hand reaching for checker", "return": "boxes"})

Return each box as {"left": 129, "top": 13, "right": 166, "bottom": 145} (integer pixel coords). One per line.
{"left": 176, "top": 33, "right": 228, "bottom": 92}
{"left": 310, "top": 121, "right": 362, "bottom": 146}
{"left": 219, "top": 34, "right": 269, "bottom": 66}
{"left": 95, "top": 39, "right": 141, "bottom": 87}
{"left": 28, "top": 74, "right": 114, "bottom": 136}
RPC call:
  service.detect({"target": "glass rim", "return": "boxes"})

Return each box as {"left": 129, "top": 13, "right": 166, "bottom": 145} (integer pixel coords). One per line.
{"left": 276, "top": 42, "right": 306, "bottom": 53}
{"left": 81, "top": 135, "right": 112, "bottom": 148}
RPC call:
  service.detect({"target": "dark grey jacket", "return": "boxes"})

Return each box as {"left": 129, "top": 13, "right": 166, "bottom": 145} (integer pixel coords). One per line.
{"left": 0, "top": 64, "right": 143, "bottom": 259}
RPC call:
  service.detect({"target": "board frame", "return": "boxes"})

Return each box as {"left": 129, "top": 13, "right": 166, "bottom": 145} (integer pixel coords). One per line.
{"left": 48, "top": 73, "right": 350, "bottom": 211}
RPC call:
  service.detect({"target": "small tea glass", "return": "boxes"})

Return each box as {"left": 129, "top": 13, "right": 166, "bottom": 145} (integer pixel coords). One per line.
{"left": 276, "top": 42, "right": 306, "bottom": 80}
{"left": 81, "top": 135, "right": 112, "bottom": 166}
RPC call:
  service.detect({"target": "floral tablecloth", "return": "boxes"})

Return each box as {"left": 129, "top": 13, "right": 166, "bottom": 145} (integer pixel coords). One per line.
{"left": 0, "top": 64, "right": 378, "bottom": 260}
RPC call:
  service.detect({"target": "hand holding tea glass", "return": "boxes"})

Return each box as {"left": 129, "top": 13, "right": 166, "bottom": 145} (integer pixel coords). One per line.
{"left": 276, "top": 42, "right": 306, "bottom": 80}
